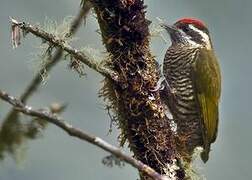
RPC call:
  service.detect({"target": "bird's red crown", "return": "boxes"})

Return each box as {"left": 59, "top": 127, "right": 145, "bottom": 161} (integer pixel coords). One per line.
{"left": 176, "top": 18, "right": 207, "bottom": 29}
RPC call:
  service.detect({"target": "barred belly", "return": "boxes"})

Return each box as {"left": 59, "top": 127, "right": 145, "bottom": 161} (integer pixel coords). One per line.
{"left": 163, "top": 45, "right": 203, "bottom": 153}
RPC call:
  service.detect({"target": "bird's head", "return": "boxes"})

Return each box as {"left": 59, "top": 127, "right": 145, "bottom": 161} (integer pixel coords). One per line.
{"left": 162, "top": 18, "right": 212, "bottom": 49}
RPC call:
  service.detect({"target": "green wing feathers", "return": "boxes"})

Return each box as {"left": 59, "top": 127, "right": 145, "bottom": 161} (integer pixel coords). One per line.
{"left": 197, "top": 94, "right": 219, "bottom": 143}
{"left": 193, "top": 49, "right": 221, "bottom": 162}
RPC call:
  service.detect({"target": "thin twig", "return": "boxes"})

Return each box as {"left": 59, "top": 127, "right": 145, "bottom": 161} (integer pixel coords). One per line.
{"left": 0, "top": 89, "right": 169, "bottom": 180}
{"left": 67, "top": 1, "right": 92, "bottom": 37}
{"left": 1, "top": 4, "right": 93, "bottom": 144}
{"left": 20, "top": 2, "right": 93, "bottom": 103}
{"left": 10, "top": 17, "right": 116, "bottom": 79}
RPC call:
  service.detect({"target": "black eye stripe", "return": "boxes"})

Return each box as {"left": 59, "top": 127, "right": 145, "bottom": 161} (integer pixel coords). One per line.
{"left": 181, "top": 25, "right": 196, "bottom": 36}
{"left": 179, "top": 25, "right": 205, "bottom": 44}
{"left": 184, "top": 27, "right": 190, "bottom": 33}
{"left": 182, "top": 25, "right": 199, "bottom": 36}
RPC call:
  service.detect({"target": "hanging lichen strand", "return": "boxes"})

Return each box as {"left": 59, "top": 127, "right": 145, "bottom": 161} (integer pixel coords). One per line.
{"left": 92, "top": 0, "right": 185, "bottom": 179}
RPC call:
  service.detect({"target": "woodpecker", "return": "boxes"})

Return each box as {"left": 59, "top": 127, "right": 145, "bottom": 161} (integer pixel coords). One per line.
{"left": 161, "top": 18, "right": 221, "bottom": 163}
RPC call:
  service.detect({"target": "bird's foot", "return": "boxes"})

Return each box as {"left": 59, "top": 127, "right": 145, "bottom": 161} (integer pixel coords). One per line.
{"left": 149, "top": 76, "right": 166, "bottom": 92}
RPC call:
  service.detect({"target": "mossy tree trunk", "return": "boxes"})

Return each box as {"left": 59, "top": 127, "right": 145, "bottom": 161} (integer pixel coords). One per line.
{"left": 91, "top": 0, "right": 185, "bottom": 179}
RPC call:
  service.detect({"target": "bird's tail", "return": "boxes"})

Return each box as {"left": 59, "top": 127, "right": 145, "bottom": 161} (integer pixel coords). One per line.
{"left": 200, "top": 145, "right": 210, "bottom": 163}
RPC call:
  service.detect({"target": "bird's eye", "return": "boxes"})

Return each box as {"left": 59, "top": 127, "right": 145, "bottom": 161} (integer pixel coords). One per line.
{"left": 183, "top": 26, "right": 190, "bottom": 33}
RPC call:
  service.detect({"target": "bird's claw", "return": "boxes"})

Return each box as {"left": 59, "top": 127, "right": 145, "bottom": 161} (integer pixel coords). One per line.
{"left": 150, "top": 76, "right": 166, "bottom": 92}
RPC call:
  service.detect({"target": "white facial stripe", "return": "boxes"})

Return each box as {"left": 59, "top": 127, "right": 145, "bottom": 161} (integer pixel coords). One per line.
{"left": 178, "top": 29, "right": 200, "bottom": 47}
{"left": 188, "top": 24, "right": 211, "bottom": 49}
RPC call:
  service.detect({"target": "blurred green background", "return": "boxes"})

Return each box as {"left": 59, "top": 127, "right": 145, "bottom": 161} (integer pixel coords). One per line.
{"left": 0, "top": 0, "right": 251, "bottom": 179}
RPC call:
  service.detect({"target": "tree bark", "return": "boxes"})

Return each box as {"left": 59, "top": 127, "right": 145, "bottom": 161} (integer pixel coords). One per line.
{"left": 91, "top": 0, "right": 185, "bottom": 179}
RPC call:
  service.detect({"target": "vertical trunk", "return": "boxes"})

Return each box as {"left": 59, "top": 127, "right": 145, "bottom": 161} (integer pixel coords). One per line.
{"left": 92, "top": 0, "right": 185, "bottom": 179}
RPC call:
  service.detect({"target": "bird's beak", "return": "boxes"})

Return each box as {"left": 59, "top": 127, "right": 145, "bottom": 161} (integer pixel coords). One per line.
{"left": 161, "top": 23, "right": 182, "bottom": 43}
{"left": 161, "top": 23, "right": 179, "bottom": 35}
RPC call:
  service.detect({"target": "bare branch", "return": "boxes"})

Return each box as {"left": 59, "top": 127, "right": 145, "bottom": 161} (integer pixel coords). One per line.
{"left": 0, "top": 5, "right": 94, "bottom": 160}
{"left": 10, "top": 18, "right": 116, "bottom": 79}
{"left": 0, "top": 89, "right": 168, "bottom": 180}
{"left": 20, "top": 2, "right": 93, "bottom": 103}
{"left": 67, "top": 1, "right": 92, "bottom": 37}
